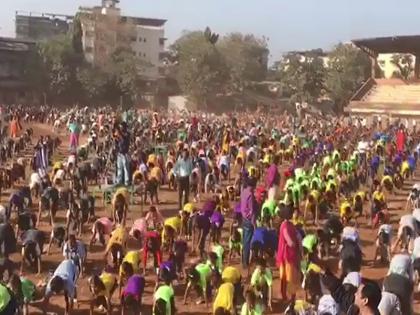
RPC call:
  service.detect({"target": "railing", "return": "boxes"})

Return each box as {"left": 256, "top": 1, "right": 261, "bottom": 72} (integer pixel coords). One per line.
{"left": 350, "top": 77, "right": 375, "bottom": 101}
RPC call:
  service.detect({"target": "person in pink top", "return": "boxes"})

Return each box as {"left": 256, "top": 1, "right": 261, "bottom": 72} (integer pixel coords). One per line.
{"left": 144, "top": 206, "right": 164, "bottom": 230}
{"left": 90, "top": 217, "right": 113, "bottom": 246}
{"left": 276, "top": 206, "right": 301, "bottom": 302}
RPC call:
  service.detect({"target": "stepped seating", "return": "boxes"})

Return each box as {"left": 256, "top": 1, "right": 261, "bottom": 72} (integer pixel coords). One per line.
{"left": 363, "top": 83, "right": 420, "bottom": 104}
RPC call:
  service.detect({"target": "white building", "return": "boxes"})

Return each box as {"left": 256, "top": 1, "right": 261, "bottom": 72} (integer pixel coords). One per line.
{"left": 79, "top": 0, "right": 166, "bottom": 80}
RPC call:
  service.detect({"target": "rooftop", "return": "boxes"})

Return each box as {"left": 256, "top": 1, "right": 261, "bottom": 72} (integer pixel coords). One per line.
{"left": 352, "top": 35, "right": 420, "bottom": 55}
{"left": 0, "top": 37, "right": 35, "bottom": 52}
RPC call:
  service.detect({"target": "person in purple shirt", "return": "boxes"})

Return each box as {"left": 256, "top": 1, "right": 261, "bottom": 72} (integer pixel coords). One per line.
{"left": 121, "top": 273, "right": 145, "bottom": 315}
{"left": 210, "top": 210, "right": 224, "bottom": 243}
{"left": 265, "top": 155, "right": 281, "bottom": 200}
{"left": 240, "top": 179, "right": 258, "bottom": 267}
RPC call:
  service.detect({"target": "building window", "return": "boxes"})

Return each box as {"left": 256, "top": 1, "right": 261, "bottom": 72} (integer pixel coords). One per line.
{"left": 138, "top": 37, "right": 142, "bottom": 42}
{"left": 143, "top": 38, "right": 147, "bottom": 43}
{"left": 131, "top": 36, "right": 137, "bottom": 42}
{"left": 143, "top": 53, "right": 146, "bottom": 57}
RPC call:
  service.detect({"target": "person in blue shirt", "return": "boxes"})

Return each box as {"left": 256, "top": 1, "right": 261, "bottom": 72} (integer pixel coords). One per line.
{"left": 43, "top": 259, "right": 79, "bottom": 315}
{"left": 173, "top": 149, "right": 193, "bottom": 210}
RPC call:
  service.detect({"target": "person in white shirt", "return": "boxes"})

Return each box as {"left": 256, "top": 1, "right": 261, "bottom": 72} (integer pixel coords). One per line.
{"left": 392, "top": 214, "right": 416, "bottom": 253}
{"left": 374, "top": 223, "right": 392, "bottom": 264}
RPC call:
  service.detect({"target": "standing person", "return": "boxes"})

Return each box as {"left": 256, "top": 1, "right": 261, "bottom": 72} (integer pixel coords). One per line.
{"left": 10, "top": 114, "right": 21, "bottom": 138}
{"left": 276, "top": 206, "right": 301, "bottom": 302}
{"left": 115, "top": 122, "right": 131, "bottom": 186}
{"left": 354, "top": 279, "right": 382, "bottom": 315}
{"left": 68, "top": 117, "right": 80, "bottom": 153}
{"left": 240, "top": 180, "right": 257, "bottom": 267}
{"left": 396, "top": 125, "right": 406, "bottom": 153}
{"left": 265, "top": 155, "right": 281, "bottom": 200}
{"left": 174, "top": 148, "right": 193, "bottom": 210}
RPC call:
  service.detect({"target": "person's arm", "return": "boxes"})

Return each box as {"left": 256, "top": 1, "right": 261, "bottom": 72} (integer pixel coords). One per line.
{"left": 392, "top": 235, "right": 401, "bottom": 253}
{"left": 170, "top": 296, "right": 176, "bottom": 314}
{"left": 20, "top": 247, "right": 25, "bottom": 274}
{"left": 37, "top": 200, "right": 42, "bottom": 228}
{"left": 196, "top": 230, "right": 203, "bottom": 253}
{"left": 47, "top": 230, "right": 54, "bottom": 255}
{"left": 283, "top": 226, "right": 295, "bottom": 248}
{"left": 183, "top": 281, "right": 191, "bottom": 304}
{"left": 267, "top": 285, "right": 273, "bottom": 311}
{"left": 37, "top": 255, "right": 42, "bottom": 275}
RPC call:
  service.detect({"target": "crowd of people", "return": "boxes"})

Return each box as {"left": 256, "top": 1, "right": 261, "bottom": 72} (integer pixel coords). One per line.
{"left": 0, "top": 105, "right": 418, "bottom": 315}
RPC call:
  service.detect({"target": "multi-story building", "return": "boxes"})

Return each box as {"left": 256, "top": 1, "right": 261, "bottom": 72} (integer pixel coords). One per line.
{"left": 79, "top": 0, "right": 167, "bottom": 79}
{"left": 15, "top": 11, "right": 73, "bottom": 41}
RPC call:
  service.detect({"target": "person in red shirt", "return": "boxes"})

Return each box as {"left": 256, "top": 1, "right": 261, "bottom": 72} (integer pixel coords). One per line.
{"left": 143, "top": 231, "right": 162, "bottom": 274}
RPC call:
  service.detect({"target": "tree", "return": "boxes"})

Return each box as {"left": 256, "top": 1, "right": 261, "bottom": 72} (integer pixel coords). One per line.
{"left": 325, "top": 43, "right": 371, "bottom": 112}
{"left": 391, "top": 54, "right": 414, "bottom": 80}
{"left": 278, "top": 51, "right": 326, "bottom": 104}
{"left": 72, "top": 13, "right": 84, "bottom": 55}
{"left": 219, "top": 33, "right": 269, "bottom": 92}
{"left": 171, "top": 30, "right": 229, "bottom": 108}
{"left": 76, "top": 65, "right": 108, "bottom": 101}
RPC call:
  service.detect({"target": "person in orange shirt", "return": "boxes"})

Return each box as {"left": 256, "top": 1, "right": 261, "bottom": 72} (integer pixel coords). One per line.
{"left": 147, "top": 162, "right": 162, "bottom": 205}
{"left": 10, "top": 115, "right": 21, "bottom": 138}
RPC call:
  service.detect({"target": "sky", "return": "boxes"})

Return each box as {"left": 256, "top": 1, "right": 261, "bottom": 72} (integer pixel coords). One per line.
{"left": 2, "top": 0, "right": 420, "bottom": 60}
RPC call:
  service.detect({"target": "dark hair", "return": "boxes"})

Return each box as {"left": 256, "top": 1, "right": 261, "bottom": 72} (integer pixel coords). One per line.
{"left": 360, "top": 279, "right": 382, "bottom": 311}
{"left": 123, "top": 294, "right": 140, "bottom": 311}
{"left": 187, "top": 268, "right": 200, "bottom": 283}
{"left": 121, "top": 261, "right": 134, "bottom": 277}
{"left": 24, "top": 242, "right": 39, "bottom": 267}
{"left": 154, "top": 298, "right": 167, "bottom": 315}
{"left": 214, "top": 307, "right": 230, "bottom": 315}
{"left": 50, "top": 276, "right": 64, "bottom": 293}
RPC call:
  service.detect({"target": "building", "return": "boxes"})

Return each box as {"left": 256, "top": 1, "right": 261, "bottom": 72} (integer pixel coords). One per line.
{"left": 78, "top": 0, "right": 167, "bottom": 79}
{"left": 15, "top": 11, "right": 73, "bottom": 41}
{"left": 0, "top": 37, "right": 36, "bottom": 104}
{"left": 346, "top": 35, "right": 420, "bottom": 124}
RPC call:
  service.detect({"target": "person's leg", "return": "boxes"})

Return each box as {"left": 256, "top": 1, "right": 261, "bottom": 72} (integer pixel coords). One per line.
{"left": 242, "top": 219, "right": 254, "bottom": 267}
{"left": 184, "top": 177, "right": 190, "bottom": 205}
{"left": 116, "top": 154, "right": 124, "bottom": 185}
{"left": 178, "top": 178, "right": 184, "bottom": 210}
{"left": 123, "top": 154, "right": 130, "bottom": 186}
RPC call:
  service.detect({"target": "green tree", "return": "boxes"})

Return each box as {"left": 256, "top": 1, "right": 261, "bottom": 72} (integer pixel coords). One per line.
{"left": 76, "top": 65, "right": 108, "bottom": 101}
{"left": 72, "top": 13, "right": 84, "bottom": 55}
{"left": 219, "top": 33, "right": 269, "bottom": 92}
{"left": 391, "top": 53, "right": 414, "bottom": 80}
{"left": 171, "top": 30, "right": 229, "bottom": 109}
{"left": 278, "top": 51, "right": 326, "bottom": 104}
{"left": 325, "top": 43, "right": 371, "bottom": 112}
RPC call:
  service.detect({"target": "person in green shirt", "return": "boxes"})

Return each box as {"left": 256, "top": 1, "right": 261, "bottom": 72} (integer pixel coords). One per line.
{"left": 8, "top": 274, "right": 40, "bottom": 315}
{"left": 241, "top": 290, "right": 264, "bottom": 315}
{"left": 0, "top": 282, "right": 16, "bottom": 315}
{"left": 153, "top": 272, "right": 175, "bottom": 315}
{"left": 183, "top": 263, "right": 212, "bottom": 306}
{"left": 250, "top": 258, "right": 272, "bottom": 311}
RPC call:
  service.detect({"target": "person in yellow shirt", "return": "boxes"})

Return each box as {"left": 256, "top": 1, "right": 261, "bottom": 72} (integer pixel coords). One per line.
{"left": 381, "top": 175, "right": 394, "bottom": 193}
{"left": 88, "top": 271, "right": 117, "bottom": 315}
{"left": 119, "top": 250, "right": 141, "bottom": 280}
{"left": 112, "top": 187, "right": 129, "bottom": 226}
{"left": 162, "top": 216, "right": 181, "bottom": 250}
{"left": 104, "top": 226, "right": 127, "bottom": 268}
{"left": 304, "top": 190, "right": 320, "bottom": 225}
{"left": 213, "top": 282, "right": 235, "bottom": 315}
{"left": 147, "top": 162, "right": 162, "bottom": 205}
{"left": 353, "top": 191, "right": 367, "bottom": 218}
{"left": 339, "top": 200, "right": 355, "bottom": 226}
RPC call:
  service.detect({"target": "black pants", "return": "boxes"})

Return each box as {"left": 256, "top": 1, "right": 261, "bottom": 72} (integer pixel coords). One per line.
{"left": 178, "top": 176, "right": 189, "bottom": 210}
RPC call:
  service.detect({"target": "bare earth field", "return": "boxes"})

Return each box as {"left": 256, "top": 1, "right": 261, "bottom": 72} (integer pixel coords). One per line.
{"left": 2, "top": 122, "right": 420, "bottom": 315}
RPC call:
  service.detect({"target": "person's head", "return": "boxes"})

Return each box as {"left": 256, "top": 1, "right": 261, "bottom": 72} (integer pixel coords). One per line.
{"left": 187, "top": 267, "right": 200, "bottom": 285}
{"left": 208, "top": 252, "right": 218, "bottom": 266}
{"left": 123, "top": 294, "right": 140, "bottom": 314}
{"left": 89, "top": 274, "right": 105, "bottom": 295}
{"left": 50, "top": 275, "right": 64, "bottom": 294}
{"left": 245, "top": 289, "right": 257, "bottom": 309}
{"left": 153, "top": 298, "right": 167, "bottom": 315}
{"left": 68, "top": 234, "right": 77, "bottom": 248}
{"left": 121, "top": 261, "right": 134, "bottom": 278}
{"left": 279, "top": 205, "right": 293, "bottom": 221}
{"left": 8, "top": 274, "right": 22, "bottom": 296}
{"left": 182, "top": 149, "right": 189, "bottom": 160}
{"left": 354, "top": 279, "right": 382, "bottom": 314}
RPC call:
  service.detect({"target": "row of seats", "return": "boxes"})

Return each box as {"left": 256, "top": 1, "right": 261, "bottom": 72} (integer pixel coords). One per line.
{"left": 363, "top": 84, "right": 420, "bottom": 103}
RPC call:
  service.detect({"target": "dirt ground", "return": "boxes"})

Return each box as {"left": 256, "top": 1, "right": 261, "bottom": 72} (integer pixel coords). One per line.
{"left": 3, "top": 122, "right": 420, "bottom": 315}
